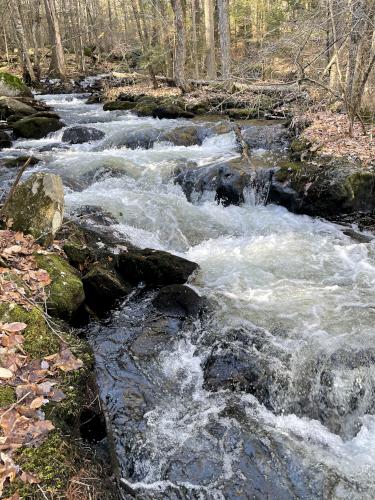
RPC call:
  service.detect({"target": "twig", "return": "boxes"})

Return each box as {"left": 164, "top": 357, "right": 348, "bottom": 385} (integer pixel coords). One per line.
{"left": 0, "top": 156, "right": 32, "bottom": 216}
{"left": 0, "top": 391, "right": 32, "bottom": 420}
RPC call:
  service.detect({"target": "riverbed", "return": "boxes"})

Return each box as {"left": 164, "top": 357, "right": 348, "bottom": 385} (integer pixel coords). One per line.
{"left": 2, "top": 93, "right": 375, "bottom": 499}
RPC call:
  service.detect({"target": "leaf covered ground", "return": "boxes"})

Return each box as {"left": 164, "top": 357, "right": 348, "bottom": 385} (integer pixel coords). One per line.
{"left": 0, "top": 230, "right": 85, "bottom": 498}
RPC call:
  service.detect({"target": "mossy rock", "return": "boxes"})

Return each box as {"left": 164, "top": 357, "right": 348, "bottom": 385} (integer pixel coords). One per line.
{"left": 0, "top": 386, "right": 16, "bottom": 408}
{"left": 343, "top": 172, "right": 375, "bottom": 211}
{"left": 0, "top": 96, "right": 36, "bottom": 119}
{"left": 103, "top": 100, "right": 137, "bottom": 111}
{"left": 0, "top": 303, "right": 60, "bottom": 358}
{"left": 226, "top": 108, "right": 258, "bottom": 120}
{"left": 161, "top": 126, "right": 202, "bottom": 146}
{"left": 0, "top": 72, "right": 32, "bottom": 97}
{"left": 3, "top": 155, "right": 40, "bottom": 168}
{"left": 3, "top": 172, "right": 64, "bottom": 245}
{"left": 274, "top": 161, "right": 303, "bottom": 183}
{"left": 34, "top": 253, "right": 85, "bottom": 320}
{"left": 12, "top": 116, "right": 64, "bottom": 139}
{"left": 134, "top": 101, "right": 158, "bottom": 117}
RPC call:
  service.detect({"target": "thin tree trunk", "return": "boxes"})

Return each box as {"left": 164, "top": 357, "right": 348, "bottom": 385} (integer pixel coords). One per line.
{"left": 217, "top": 0, "right": 230, "bottom": 78}
{"left": 203, "top": 0, "right": 216, "bottom": 79}
{"left": 43, "top": 0, "right": 66, "bottom": 79}
{"left": 171, "top": 0, "right": 189, "bottom": 91}
{"left": 7, "top": 0, "right": 36, "bottom": 83}
{"left": 191, "top": 0, "right": 199, "bottom": 78}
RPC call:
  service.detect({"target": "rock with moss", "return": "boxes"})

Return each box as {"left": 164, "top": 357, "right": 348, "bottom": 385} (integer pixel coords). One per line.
{"left": 268, "top": 158, "right": 375, "bottom": 216}
{"left": 160, "top": 126, "right": 204, "bottom": 146}
{"left": 4, "top": 172, "right": 64, "bottom": 245}
{"left": 34, "top": 253, "right": 85, "bottom": 319}
{"left": 12, "top": 115, "right": 64, "bottom": 139}
{"left": 0, "top": 302, "right": 60, "bottom": 358}
{"left": 82, "top": 264, "right": 131, "bottom": 314}
{"left": 290, "top": 137, "right": 312, "bottom": 160}
{"left": 0, "top": 96, "right": 36, "bottom": 119}
{"left": 103, "top": 100, "right": 137, "bottom": 111}
{"left": 0, "top": 72, "right": 32, "bottom": 97}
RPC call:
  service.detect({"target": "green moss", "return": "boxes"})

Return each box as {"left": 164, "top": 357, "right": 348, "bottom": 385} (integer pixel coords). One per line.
{"left": 4, "top": 432, "right": 77, "bottom": 498}
{"left": 0, "top": 386, "right": 16, "bottom": 408}
{"left": 0, "top": 303, "right": 59, "bottom": 358}
{"left": 0, "top": 72, "right": 27, "bottom": 92}
{"left": 344, "top": 172, "right": 375, "bottom": 205}
{"left": 103, "top": 100, "right": 137, "bottom": 111}
{"left": 34, "top": 253, "right": 85, "bottom": 319}
{"left": 275, "top": 161, "right": 302, "bottom": 182}
{"left": 290, "top": 137, "right": 310, "bottom": 153}
{"left": 12, "top": 116, "right": 63, "bottom": 139}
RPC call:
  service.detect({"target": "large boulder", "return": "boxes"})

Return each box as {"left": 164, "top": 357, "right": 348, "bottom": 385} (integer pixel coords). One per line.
{"left": 12, "top": 116, "right": 64, "bottom": 139}
{"left": 0, "top": 72, "right": 32, "bottom": 97}
{"left": 153, "top": 104, "right": 194, "bottom": 119}
{"left": 268, "top": 158, "right": 375, "bottom": 216}
{"left": 117, "top": 249, "right": 199, "bottom": 286}
{"left": 4, "top": 173, "right": 64, "bottom": 245}
{"left": 175, "top": 158, "right": 251, "bottom": 206}
{"left": 34, "top": 253, "right": 85, "bottom": 319}
{"left": 62, "top": 126, "right": 105, "bottom": 144}
{"left": 0, "top": 130, "right": 11, "bottom": 150}
{"left": 242, "top": 123, "right": 291, "bottom": 150}
{"left": 0, "top": 96, "right": 36, "bottom": 119}
{"left": 160, "top": 126, "right": 206, "bottom": 147}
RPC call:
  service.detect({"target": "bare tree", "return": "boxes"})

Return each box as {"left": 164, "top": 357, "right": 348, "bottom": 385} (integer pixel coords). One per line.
{"left": 217, "top": 0, "right": 230, "bottom": 78}
{"left": 204, "top": 0, "right": 216, "bottom": 79}
{"left": 171, "top": 0, "right": 189, "bottom": 91}
{"left": 43, "top": 0, "right": 66, "bottom": 78}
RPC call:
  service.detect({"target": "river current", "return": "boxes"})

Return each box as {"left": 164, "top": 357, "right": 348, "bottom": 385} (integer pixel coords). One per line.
{"left": 2, "top": 93, "right": 375, "bottom": 499}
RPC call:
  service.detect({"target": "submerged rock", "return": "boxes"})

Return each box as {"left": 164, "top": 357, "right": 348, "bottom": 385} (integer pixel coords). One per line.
{"left": 62, "top": 126, "right": 105, "bottom": 144}
{"left": 12, "top": 116, "right": 64, "bottom": 139}
{"left": 3, "top": 172, "right": 64, "bottom": 245}
{"left": 34, "top": 253, "right": 85, "bottom": 319}
{"left": 153, "top": 284, "right": 203, "bottom": 318}
{"left": 117, "top": 249, "right": 199, "bottom": 286}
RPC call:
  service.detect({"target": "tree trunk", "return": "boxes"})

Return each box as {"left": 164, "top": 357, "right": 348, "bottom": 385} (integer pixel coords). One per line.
{"left": 191, "top": 0, "right": 199, "bottom": 79}
{"left": 7, "top": 0, "right": 36, "bottom": 83}
{"left": 217, "top": 0, "right": 230, "bottom": 78}
{"left": 43, "top": 0, "right": 66, "bottom": 79}
{"left": 171, "top": 0, "right": 189, "bottom": 91}
{"left": 203, "top": 0, "right": 216, "bottom": 79}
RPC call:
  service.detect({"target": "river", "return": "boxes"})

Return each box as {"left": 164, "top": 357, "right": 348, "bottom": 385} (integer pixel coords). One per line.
{"left": 3, "top": 93, "right": 375, "bottom": 499}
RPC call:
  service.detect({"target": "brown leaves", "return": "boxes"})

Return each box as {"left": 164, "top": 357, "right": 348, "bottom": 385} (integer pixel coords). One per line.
{"left": 0, "top": 230, "right": 51, "bottom": 309}
{"left": 302, "top": 111, "right": 375, "bottom": 166}
{"left": 46, "top": 349, "right": 84, "bottom": 372}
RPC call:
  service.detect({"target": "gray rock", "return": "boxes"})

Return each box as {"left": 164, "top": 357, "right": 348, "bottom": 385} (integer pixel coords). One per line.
{"left": 0, "top": 96, "right": 36, "bottom": 119}
{"left": 62, "top": 126, "right": 105, "bottom": 144}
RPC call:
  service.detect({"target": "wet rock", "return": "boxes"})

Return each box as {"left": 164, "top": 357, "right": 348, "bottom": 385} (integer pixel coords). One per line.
{"left": 269, "top": 159, "right": 375, "bottom": 216}
{"left": 117, "top": 249, "right": 199, "bottom": 286}
{"left": 117, "top": 129, "right": 159, "bottom": 149}
{"left": 12, "top": 116, "right": 64, "bottom": 139}
{"left": 175, "top": 158, "right": 251, "bottom": 206}
{"left": 153, "top": 104, "right": 194, "bottom": 119}
{"left": 103, "top": 100, "right": 137, "bottom": 111}
{"left": 0, "top": 72, "right": 32, "bottom": 97}
{"left": 203, "top": 346, "right": 272, "bottom": 405}
{"left": 86, "top": 93, "right": 102, "bottom": 104}
{"left": 0, "top": 130, "right": 11, "bottom": 150}
{"left": 153, "top": 284, "right": 203, "bottom": 317}
{"left": 2, "top": 155, "right": 40, "bottom": 168}
{"left": 82, "top": 264, "right": 131, "bottom": 314}
{"left": 130, "top": 316, "right": 182, "bottom": 358}
{"left": 62, "top": 126, "right": 105, "bottom": 144}
{"left": 38, "top": 142, "right": 70, "bottom": 152}
{"left": 117, "top": 92, "right": 144, "bottom": 102}
{"left": 0, "top": 96, "right": 36, "bottom": 119}
{"left": 242, "top": 123, "right": 291, "bottom": 150}
{"left": 3, "top": 172, "right": 64, "bottom": 245}
{"left": 34, "top": 253, "right": 85, "bottom": 319}
{"left": 160, "top": 126, "right": 205, "bottom": 146}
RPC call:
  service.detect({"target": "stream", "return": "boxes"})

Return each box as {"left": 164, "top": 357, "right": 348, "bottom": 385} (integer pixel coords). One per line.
{"left": 2, "top": 93, "right": 375, "bottom": 499}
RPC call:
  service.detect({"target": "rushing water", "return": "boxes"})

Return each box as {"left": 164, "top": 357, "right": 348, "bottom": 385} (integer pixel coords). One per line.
{"left": 2, "top": 93, "right": 375, "bottom": 499}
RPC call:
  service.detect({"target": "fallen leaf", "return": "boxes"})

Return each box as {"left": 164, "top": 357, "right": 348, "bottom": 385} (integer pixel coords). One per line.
{"left": 1, "top": 323, "right": 27, "bottom": 333}
{"left": 20, "top": 470, "right": 40, "bottom": 484}
{"left": 0, "top": 368, "right": 13, "bottom": 380}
